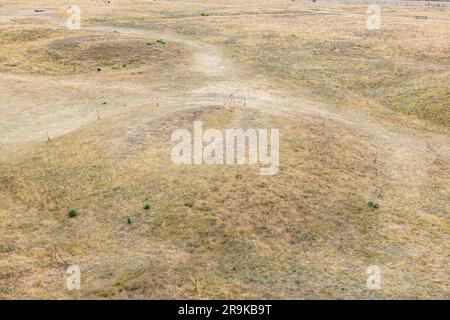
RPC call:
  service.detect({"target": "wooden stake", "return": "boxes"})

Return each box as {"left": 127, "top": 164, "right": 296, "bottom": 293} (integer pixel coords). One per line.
{"left": 50, "top": 246, "right": 68, "bottom": 265}
{"left": 374, "top": 150, "right": 383, "bottom": 199}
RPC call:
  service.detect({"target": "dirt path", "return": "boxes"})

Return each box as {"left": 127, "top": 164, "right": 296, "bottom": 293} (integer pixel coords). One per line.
{"left": 1, "top": 3, "right": 449, "bottom": 298}
{"left": 1, "top": 7, "right": 449, "bottom": 197}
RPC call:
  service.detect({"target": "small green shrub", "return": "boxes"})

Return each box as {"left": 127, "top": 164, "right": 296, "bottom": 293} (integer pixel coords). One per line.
{"left": 68, "top": 208, "right": 78, "bottom": 218}
{"left": 156, "top": 39, "right": 166, "bottom": 45}
{"left": 127, "top": 217, "right": 132, "bottom": 225}
{"left": 201, "top": 13, "right": 210, "bottom": 16}
{"left": 143, "top": 202, "right": 152, "bottom": 210}
{"left": 368, "top": 200, "right": 380, "bottom": 209}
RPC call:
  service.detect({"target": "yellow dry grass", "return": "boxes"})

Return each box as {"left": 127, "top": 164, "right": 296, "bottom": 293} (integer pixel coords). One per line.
{"left": 106, "top": 1, "right": 450, "bottom": 128}
{"left": 0, "top": 0, "right": 449, "bottom": 299}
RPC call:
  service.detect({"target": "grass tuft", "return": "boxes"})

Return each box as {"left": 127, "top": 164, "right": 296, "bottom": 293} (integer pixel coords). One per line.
{"left": 368, "top": 200, "right": 380, "bottom": 209}
{"left": 68, "top": 208, "right": 78, "bottom": 218}
{"left": 143, "top": 202, "right": 152, "bottom": 211}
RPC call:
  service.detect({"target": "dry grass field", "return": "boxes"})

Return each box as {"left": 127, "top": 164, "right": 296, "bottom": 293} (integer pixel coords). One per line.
{"left": 0, "top": 0, "right": 449, "bottom": 299}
